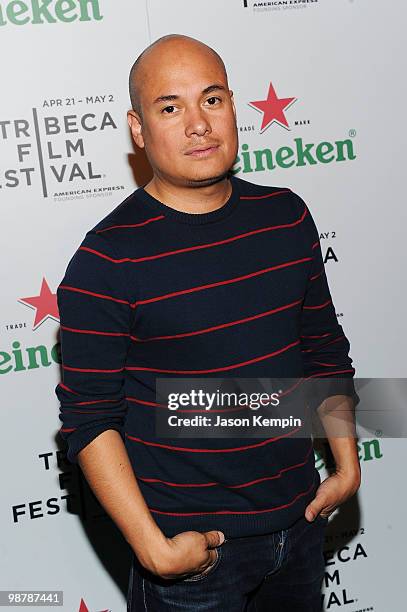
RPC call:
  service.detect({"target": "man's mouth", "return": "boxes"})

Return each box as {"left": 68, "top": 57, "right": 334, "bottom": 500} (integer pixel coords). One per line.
{"left": 185, "top": 145, "right": 220, "bottom": 157}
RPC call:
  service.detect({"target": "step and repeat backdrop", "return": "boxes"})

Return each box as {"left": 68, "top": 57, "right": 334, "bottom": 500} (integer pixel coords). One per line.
{"left": 1, "top": 1, "right": 405, "bottom": 610}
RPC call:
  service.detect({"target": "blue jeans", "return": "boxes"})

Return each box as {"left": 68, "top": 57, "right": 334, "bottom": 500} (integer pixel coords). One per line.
{"left": 127, "top": 514, "right": 328, "bottom": 611}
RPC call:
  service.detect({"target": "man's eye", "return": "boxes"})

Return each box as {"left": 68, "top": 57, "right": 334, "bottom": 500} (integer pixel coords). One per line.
{"left": 162, "top": 105, "right": 176, "bottom": 114}
{"left": 206, "top": 96, "right": 221, "bottom": 105}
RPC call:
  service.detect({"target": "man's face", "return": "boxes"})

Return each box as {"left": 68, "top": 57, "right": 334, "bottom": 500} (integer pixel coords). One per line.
{"left": 127, "top": 43, "right": 238, "bottom": 187}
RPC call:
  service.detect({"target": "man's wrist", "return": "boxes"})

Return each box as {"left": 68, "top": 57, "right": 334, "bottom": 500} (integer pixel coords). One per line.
{"left": 128, "top": 524, "right": 170, "bottom": 570}
{"left": 335, "top": 463, "right": 361, "bottom": 490}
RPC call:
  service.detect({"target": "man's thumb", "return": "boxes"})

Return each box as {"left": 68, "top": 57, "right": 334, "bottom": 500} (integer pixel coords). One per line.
{"left": 204, "top": 530, "right": 225, "bottom": 548}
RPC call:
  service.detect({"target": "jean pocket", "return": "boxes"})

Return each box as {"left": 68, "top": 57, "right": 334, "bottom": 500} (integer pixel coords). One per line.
{"left": 316, "top": 513, "right": 329, "bottom": 525}
{"left": 182, "top": 545, "right": 223, "bottom": 582}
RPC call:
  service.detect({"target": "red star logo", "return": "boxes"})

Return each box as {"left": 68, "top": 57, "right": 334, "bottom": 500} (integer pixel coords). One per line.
{"left": 78, "top": 597, "right": 110, "bottom": 612}
{"left": 18, "top": 277, "right": 60, "bottom": 330}
{"left": 249, "top": 82, "right": 297, "bottom": 132}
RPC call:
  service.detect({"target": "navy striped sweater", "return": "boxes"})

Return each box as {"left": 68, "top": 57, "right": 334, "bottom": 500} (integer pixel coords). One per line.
{"left": 55, "top": 175, "right": 357, "bottom": 538}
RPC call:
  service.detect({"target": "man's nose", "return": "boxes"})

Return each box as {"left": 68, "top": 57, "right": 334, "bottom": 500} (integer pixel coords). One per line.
{"left": 184, "top": 106, "right": 212, "bottom": 138}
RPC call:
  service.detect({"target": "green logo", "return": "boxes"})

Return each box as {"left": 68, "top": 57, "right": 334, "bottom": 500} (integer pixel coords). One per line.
{"left": 0, "top": 340, "right": 61, "bottom": 373}
{"left": 315, "top": 438, "right": 383, "bottom": 471}
{"left": 233, "top": 137, "right": 356, "bottom": 174}
{"left": 0, "top": 0, "right": 103, "bottom": 25}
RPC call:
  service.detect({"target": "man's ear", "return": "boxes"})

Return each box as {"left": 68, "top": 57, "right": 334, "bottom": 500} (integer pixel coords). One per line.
{"left": 230, "top": 90, "right": 237, "bottom": 121}
{"left": 127, "top": 110, "right": 145, "bottom": 149}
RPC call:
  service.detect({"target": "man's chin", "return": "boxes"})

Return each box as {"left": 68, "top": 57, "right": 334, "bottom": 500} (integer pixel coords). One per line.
{"left": 184, "top": 171, "right": 230, "bottom": 188}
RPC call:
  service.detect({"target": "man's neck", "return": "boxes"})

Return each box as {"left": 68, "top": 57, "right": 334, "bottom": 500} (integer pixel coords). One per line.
{"left": 143, "top": 175, "right": 232, "bottom": 214}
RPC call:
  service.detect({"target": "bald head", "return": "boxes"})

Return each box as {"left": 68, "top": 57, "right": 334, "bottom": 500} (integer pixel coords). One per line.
{"left": 128, "top": 34, "right": 228, "bottom": 115}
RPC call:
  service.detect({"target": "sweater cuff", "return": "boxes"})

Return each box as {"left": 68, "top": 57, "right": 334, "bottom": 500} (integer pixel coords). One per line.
{"left": 307, "top": 376, "right": 360, "bottom": 412}
{"left": 61, "top": 423, "right": 125, "bottom": 465}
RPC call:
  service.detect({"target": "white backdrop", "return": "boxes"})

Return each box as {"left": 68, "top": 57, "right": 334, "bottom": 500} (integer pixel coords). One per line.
{"left": 1, "top": 0, "right": 405, "bottom": 610}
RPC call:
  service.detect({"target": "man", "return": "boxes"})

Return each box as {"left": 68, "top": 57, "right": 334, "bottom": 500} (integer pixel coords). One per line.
{"left": 55, "top": 34, "right": 361, "bottom": 611}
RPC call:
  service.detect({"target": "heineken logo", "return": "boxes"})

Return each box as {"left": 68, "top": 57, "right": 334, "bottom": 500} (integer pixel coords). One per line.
{"left": 249, "top": 82, "right": 297, "bottom": 133}
{"left": 0, "top": 0, "right": 103, "bottom": 25}
{"left": 18, "top": 277, "right": 59, "bottom": 330}
{"left": 315, "top": 438, "right": 383, "bottom": 469}
{"left": 234, "top": 136, "right": 356, "bottom": 174}
{"left": 239, "top": 80, "right": 357, "bottom": 174}
{"left": 0, "top": 340, "right": 61, "bottom": 374}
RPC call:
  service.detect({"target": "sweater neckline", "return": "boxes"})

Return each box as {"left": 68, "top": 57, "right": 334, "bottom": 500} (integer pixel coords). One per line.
{"left": 136, "top": 176, "right": 240, "bottom": 226}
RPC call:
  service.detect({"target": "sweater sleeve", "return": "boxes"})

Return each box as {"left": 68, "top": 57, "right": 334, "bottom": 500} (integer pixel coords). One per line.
{"left": 293, "top": 192, "right": 359, "bottom": 411}
{"left": 54, "top": 231, "right": 134, "bottom": 464}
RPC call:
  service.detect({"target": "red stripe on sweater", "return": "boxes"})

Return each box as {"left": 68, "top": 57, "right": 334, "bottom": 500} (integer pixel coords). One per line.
{"left": 312, "top": 361, "right": 339, "bottom": 367}
{"left": 303, "top": 299, "right": 331, "bottom": 310}
{"left": 306, "top": 369, "right": 355, "bottom": 379}
{"left": 125, "top": 339, "right": 300, "bottom": 374}
{"left": 240, "top": 190, "right": 291, "bottom": 200}
{"left": 58, "top": 382, "right": 80, "bottom": 395}
{"left": 126, "top": 396, "right": 263, "bottom": 415}
{"left": 135, "top": 443, "right": 313, "bottom": 489}
{"left": 275, "top": 377, "right": 306, "bottom": 400}
{"left": 131, "top": 299, "right": 303, "bottom": 342}
{"left": 79, "top": 205, "right": 307, "bottom": 264}
{"left": 136, "top": 258, "right": 312, "bottom": 307}
{"left": 61, "top": 325, "right": 130, "bottom": 337}
{"left": 126, "top": 396, "right": 162, "bottom": 407}
{"left": 310, "top": 271, "right": 323, "bottom": 281}
{"left": 63, "top": 365, "right": 124, "bottom": 373}
{"left": 301, "top": 333, "right": 331, "bottom": 339}
{"left": 72, "top": 399, "right": 121, "bottom": 406}
{"left": 95, "top": 215, "right": 164, "bottom": 233}
{"left": 125, "top": 425, "right": 300, "bottom": 452}
{"left": 147, "top": 478, "right": 316, "bottom": 516}
{"left": 59, "top": 285, "right": 132, "bottom": 306}
{"left": 301, "top": 336, "right": 345, "bottom": 353}
{"left": 68, "top": 409, "right": 116, "bottom": 414}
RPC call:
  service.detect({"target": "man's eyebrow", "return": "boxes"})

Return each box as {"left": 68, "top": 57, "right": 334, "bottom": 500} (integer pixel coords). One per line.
{"left": 153, "top": 84, "right": 227, "bottom": 105}
{"left": 153, "top": 94, "right": 179, "bottom": 104}
{"left": 202, "top": 84, "right": 227, "bottom": 95}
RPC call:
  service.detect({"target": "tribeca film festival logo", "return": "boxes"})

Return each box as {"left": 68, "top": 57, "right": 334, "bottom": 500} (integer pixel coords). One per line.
{"left": 243, "top": 0, "right": 320, "bottom": 12}
{"left": 234, "top": 79, "right": 357, "bottom": 176}
{"left": 11, "top": 449, "right": 111, "bottom": 611}
{"left": 0, "top": 0, "right": 103, "bottom": 25}
{"left": 0, "top": 97, "right": 126, "bottom": 199}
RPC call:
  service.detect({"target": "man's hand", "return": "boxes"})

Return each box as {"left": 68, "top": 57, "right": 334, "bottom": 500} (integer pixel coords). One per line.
{"left": 304, "top": 468, "right": 361, "bottom": 522}
{"left": 139, "top": 529, "right": 225, "bottom": 580}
